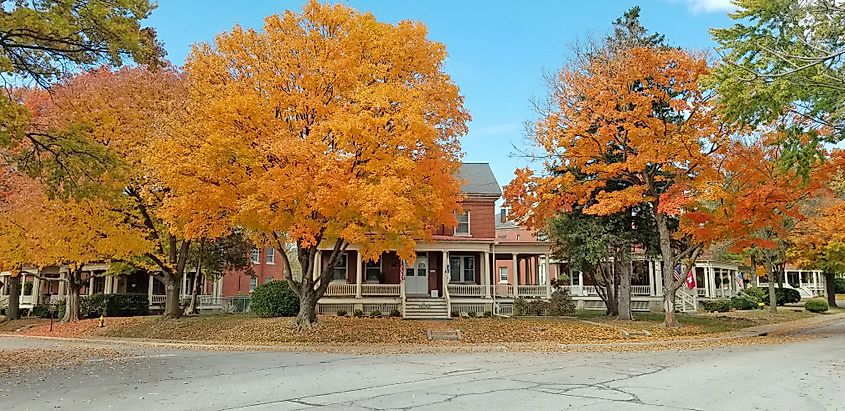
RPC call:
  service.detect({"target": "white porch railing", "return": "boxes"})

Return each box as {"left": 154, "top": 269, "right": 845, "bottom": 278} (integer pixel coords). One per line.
{"left": 20, "top": 295, "right": 34, "bottom": 305}
{"left": 631, "top": 285, "right": 650, "bottom": 296}
{"left": 360, "top": 284, "right": 400, "bottom": 296}
{"left": 516, "top": 285, "right": 547, "bottom": 297}
{"left": 324, "top": 283, "right": 357, "bottom": 297}
{"left": 696, "top": 288, "right": 707, "bottom": 297}
{"left": 448, "top": 284, "right": 486, "bottom": 297}
{"left": 493, "top": 284, "right": 514, "bottom": 297}
{"left": 582, "top": 286, "right": 599, "bottom": 296}
{"left": 150, "top": 295, "right": 166, "bottom": 304}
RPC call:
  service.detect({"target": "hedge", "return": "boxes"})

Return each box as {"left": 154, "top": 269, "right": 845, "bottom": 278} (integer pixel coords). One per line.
{"left": 762, "top": 287, "right": 802, "bottom": 306}
{"left": 805, "top": 298, "right": 829, "bottom": 313}
{"left": 250, "top": 280, "right": 299, "bottom": 317}
{"left": 701, "top": 299, "right": 731, "bottom": 313}
{"left": 81, "top": 293, "right": 149, "bottom": 318}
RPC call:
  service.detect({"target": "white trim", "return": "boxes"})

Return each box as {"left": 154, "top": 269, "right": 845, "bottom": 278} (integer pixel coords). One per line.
{"left": 251, "top": 248, "right": 260, "bottom": 264}
{"left": 455, "top": 210, "right": 471, "bottom": 236}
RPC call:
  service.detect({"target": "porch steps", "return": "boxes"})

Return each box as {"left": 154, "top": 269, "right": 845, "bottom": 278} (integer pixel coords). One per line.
{"left": 404, "top": 297, "right": 450, "bottom": 320}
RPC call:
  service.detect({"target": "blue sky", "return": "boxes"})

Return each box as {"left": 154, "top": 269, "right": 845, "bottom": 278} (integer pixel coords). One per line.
{"left": 145, "top": 0, "right": 737, "bottom": 189}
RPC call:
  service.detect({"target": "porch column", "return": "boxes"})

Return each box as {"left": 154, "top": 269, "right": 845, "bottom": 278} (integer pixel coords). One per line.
{"left": 58, "top": 271, "right": 66, "bottom": 298}
{"left": 148, "top": 275, "right": 154, "bottom": 300}
{"left": 32, "top": 273, "right": 40, "bottom": 304}
{"left": 481, "top": 251, "right": 490, "bottom": 298}
{"left": 545, "top": 254, "right": 552, "bottom": 298}
{"left": 512, "top": 254, "right": 519, "bottom": 297}
{"left": 313, "top": 251, "right": 321, "bottom": 280}
{"left": 708, "top": 266, "right": 717, "bottom": 298}
{"left": 355, "top": 251, "right": 363, "bottom": 298}
{"left": 442, "top": 251, "right": 449, "bottom": 291}
{"left": 89, "top": 275, "right": 95, "bottom": 295}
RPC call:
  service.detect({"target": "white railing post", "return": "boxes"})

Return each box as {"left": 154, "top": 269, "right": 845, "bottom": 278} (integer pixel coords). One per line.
{"left": 545, "top": 254, "right": 552, "bottom": 298}
{"left": 482, "top": 251, "right": 491, "bottom": 298}
{"left": 512, "top": 254, "right": 519, "bottom": 298}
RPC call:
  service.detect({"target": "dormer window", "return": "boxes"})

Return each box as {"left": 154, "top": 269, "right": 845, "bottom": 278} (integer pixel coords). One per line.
{"left": 455, "top": 211, "right": 470, "bottom": 236}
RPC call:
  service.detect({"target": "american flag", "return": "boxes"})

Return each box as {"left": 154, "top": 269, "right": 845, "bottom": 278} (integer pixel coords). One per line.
{"left": 735, "top": 272, "right": 745, "bottom": 288}
{"left": 673, "top": 265, "right": 683, "bottom": 282}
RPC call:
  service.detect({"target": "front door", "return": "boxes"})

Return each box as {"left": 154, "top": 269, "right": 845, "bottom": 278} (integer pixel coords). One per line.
{"left": 406, "top": 254, "right": 429, "bottom": 296}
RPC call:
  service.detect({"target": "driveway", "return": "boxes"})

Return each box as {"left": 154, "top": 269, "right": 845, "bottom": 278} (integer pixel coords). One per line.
{"left": 1, "top": 316, "right": 844, "bottom": 410}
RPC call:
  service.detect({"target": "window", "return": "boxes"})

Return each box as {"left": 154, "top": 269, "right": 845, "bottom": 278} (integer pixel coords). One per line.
{"left": 449, "top": 255, "right": 475, "bottom": 283}
{"left": 251, "top": 248, "right": 260, "bottom": 264}
{"left": 249, "top": 277, "right": 258, "bottom": 291}
{"left": 365, "top": 259, "right": 382, "bottom": 282}
{"left": 332, "top": 253, "right": 348, "bottom": 281}
{"left": 265, "top": 248, "right": 275, "bottom": 264}
{"left": 455, "top": 211, "right": 470, "bottom": 235}
{"left": 498, "top": 266, "right": 508, "bottom": 283}
{"left": 264, "top": 276, "right": 273, "bottom": 284}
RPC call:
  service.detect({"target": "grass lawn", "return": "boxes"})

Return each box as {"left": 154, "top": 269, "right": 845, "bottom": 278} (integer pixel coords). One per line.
{"left": 0, "top": 308, "right": 821, "bottom": 347}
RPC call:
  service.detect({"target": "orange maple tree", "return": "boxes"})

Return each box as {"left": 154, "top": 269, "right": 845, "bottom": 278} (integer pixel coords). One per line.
{"left": 505, "top": 47, "right": 727, "bottom": 326}
{"left": 152, "top": 1, "right": 470, "bottom": 328}
{"left": 19, "top": 66, "right": 200, "bottom": 319}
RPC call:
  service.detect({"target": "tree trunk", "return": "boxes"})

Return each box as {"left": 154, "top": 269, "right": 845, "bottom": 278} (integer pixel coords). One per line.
{"left": 750, "top": 254, "right": 758, "bottom": 287}
{"left": 185, "top": 270, "right": 202, "bottom": 315}
{"left": 162, "top": 274, "right": 182, "bottom": 319}
{"left": 776, "top": 264, "right": 784, "bottom": 289}
{"left": 616, "top": 256, "right": 632, "bottom": 321}
{"left": 765, "top": 261, "right": 777, "bottom": 313}
{"left": 5, "top": 275, "right": 21, "bottom": 321}
{"left": 655, "top": 212, "right": 677, "bottom": 327}
{"left": 63, "top": 271, "right": 82, "bottom": 322}
{"left": 824, "top": 272, "right": 838, "bottom": 308}
{"left": 294, "top": 289, "right": 318, "bottom": 329}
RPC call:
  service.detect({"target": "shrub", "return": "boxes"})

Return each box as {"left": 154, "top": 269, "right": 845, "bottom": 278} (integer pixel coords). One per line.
{"left": 513, "top": 297, "right": 527, "bottom": 316}
{"left": 389, "top": 308, "right": 401, "bottom": 318}
{"left": 353, "top": 309, "right": 364, "bottom": 318}
{"left": 761, "top": 287, "right": 802, "bottom": 306}
{"left": 525, "top": 299, "right": 549, "bottom": 316}
{"left": 31, "top": 304, "right": 52, "bottom": 318}
{"left": 249, "top": 281, "right": 299, "bottom": 317}
{"left": 547, "top": 288, "right": 576, "bottom": 316}
{"left": 467, "top": 311, "right": 477, "bottom": 318}
{"left": 730, "top": 294, "right": 758, "bottom": 311}
{"left": 450, "top": 310, "right": 459, "bottom": 318}
{"left": 744, "top": 287, "right": 767, "bottom": 302}
{"left": 701, "top": 299, "right": 731, "bottom": 313}
{"left": 369, "top": 310, "right": 382, "bottom": 318}
{"left": 483, "top": 311, "right": 492, "bottom": 318}
{"left": 834, "top": 278, "right": 845, "bottom": 294}
{"left": 57, "top": 300, "right": 66, "bottom": 319}
{"left": 82, "top": 293, "right": 149, "bottom": 318}
{"left": 336, "top": 309, "right": 347, "bottom": 317}
{"left": 805, "top": 298, "right": 829, "bottom": 313}
{"left": 22, "top": 281, "right": 33, "bottom": 295}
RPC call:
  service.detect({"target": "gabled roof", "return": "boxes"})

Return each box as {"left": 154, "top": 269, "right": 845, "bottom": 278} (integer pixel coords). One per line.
{"left": 457, "top": 162, "right": 502, "bottom": 197}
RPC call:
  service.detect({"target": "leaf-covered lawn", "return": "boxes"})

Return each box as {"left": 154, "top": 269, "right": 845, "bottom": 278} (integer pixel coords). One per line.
{"left": 2, "top": 309, "right": 819, "bottom": 347}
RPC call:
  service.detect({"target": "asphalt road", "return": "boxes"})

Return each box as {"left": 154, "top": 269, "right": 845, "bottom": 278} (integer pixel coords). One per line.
{"left": 2, "top": 317, "right": 844, "bottom": 411}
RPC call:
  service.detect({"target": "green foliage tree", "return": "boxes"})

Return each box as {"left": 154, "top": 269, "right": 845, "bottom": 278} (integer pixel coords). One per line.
{"left": 710, "top": 0, "right": 845, "bottom": 144}
{"left": 184, "top": 231, "right": 255, "bottom": 315}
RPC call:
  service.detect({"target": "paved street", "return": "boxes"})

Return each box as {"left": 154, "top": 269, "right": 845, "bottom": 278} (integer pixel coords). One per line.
{"left": 2, "top": 317, "right": 844, "bottom": 411}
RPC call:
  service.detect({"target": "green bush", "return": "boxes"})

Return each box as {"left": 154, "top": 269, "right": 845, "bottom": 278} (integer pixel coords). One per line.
{"left": 57, "top": 300, "right": 66, "bottom": 319}
{"left": 761, "top": 287, "right": 802, "bottom": 306}
{"left": 82, "top": 293, "right": 149, "bottom": 318}
{"left": 450, "top": 310, "right": 459, "bottom": 318}
{"left": 744, "top": 287, "right": 767, "bottom": 302}
{"left": 513, "top": 297, "right": 527, "bottom": 316}
{"left": 249, "top": 281, "right": 299, "bottom": 317}
{"left": 389, "top": 309, "right": 401, "bottom": 318}
{"left": 467, "top": 311, "right": 477, "bottom": 318}
{"left": 805, "top": 298, "right": 829, "bottom": 313}
{"left": 483, "top": 311, "right": 492, "bottom": 318}
{"left": 701, "top": 299, "right": 731, "bottom": 313}
{"left": 31, "top": 304, "right": 52, "bottom": 318}
{"left": 369, "top": 310, "right": 382, "bottom": 318}
{"left": 730, "top": 294, "right": 759, "bottom": 311}
{"left": 525, "top": 299, "right": 550, "bottom": 316}
{"left": 834, "top": 278, "right": 845, "bottom": 294}
{"left": 22, "top": 281, "right": 33, "bottom": 295}
{"left": 336, "top": 309, "right": 347, "bottom": 317}
{"left": 353, "top": 309, "right": 364, "bottom": 318}
{"left": 547, "top": 288, "right": 576, "bottom": 316}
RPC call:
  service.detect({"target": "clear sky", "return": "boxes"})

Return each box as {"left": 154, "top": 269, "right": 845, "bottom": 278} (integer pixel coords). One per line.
{"left": 144, "top": 0, "right": 737, "bottom": 189}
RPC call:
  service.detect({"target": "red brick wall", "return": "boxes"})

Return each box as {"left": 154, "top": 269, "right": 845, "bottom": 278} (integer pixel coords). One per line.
{"left": 432, "top": 197, "right": 496, "bottom": 239}
{"left": 221, "top": 247, "right": 284, "bottom": 296}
